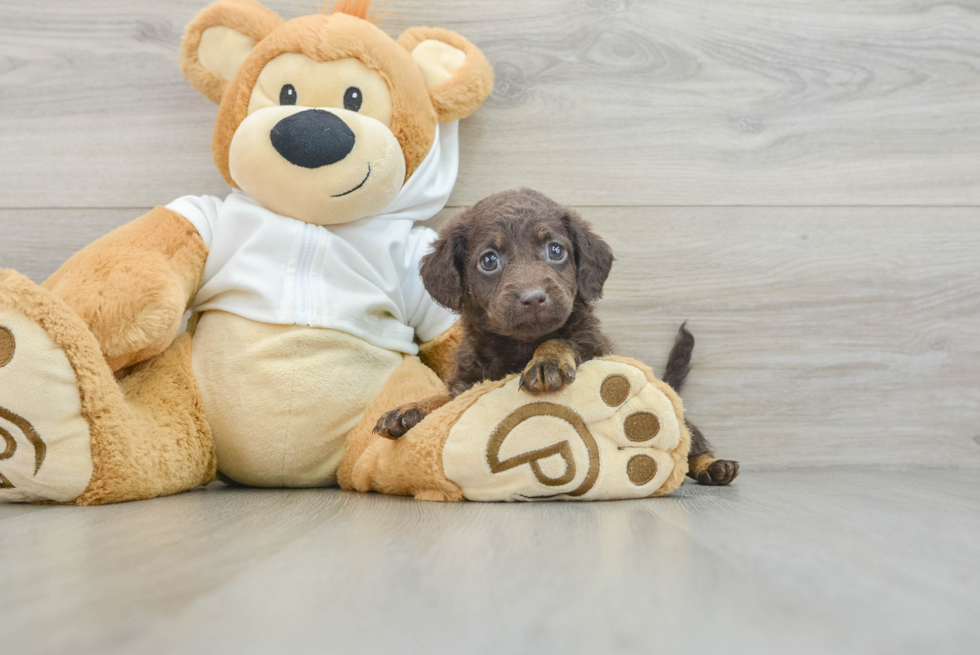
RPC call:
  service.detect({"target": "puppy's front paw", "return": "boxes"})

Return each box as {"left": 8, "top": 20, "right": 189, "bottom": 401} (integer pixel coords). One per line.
{"left": 373, "top": 404, "right": 426, "bottom": 439}
{"left": 520, "top": 355, "right": 577, "bottom": 394}
{"left": 696, "top": 459, "right": 739, "bottom": 486}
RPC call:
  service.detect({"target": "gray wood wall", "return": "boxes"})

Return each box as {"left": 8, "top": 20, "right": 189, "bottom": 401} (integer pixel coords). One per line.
{"left": 1, "top": 0, "right": 978, "bottom": 470}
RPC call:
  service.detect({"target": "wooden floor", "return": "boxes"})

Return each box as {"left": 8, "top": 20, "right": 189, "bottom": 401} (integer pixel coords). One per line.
{"left": 1, "top": 1, "right": 979, "bottom": 652}
{"left": 1, "top": 469, "right": 978, "bottom": 655}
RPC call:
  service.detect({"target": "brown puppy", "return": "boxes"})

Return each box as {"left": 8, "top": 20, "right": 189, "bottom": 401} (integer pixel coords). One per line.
{"left": 374, "top": 188, "right": 738, "bottom": 485}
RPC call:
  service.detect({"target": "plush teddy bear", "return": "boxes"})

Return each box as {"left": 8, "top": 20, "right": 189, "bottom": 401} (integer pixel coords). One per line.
{"left": 0, "top": 0, "right": 692, "bottom": 504}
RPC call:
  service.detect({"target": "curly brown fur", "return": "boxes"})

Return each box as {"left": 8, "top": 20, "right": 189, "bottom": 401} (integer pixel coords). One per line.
{"left": 422, "top": 188, "right": 615, "bottom": 397}
{"left": 662, "top": 322, "right": 694, "bottom": 392}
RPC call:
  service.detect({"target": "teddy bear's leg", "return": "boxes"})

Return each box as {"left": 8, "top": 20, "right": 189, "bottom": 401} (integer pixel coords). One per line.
{"left": 338, "top": 355, "right": 466, "bottom": 501}
{"left": 0, "top": 269, "right": 215, "bottom": 505}
{"left": 42, "top": 206, "right": 208, "bottom": 372}
{"left": 339, "top": 355, "right": 693, "bottom": 502}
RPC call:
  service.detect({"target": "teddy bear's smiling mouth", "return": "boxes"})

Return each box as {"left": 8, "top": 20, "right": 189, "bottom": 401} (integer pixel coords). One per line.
{"left": 331, "top": 165, "right": 371, "bottom": 198}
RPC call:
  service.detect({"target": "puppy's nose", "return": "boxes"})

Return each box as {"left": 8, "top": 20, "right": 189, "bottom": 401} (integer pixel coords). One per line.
{"left": 271, "top": 109, "right": 355, "bottom": 169}
{"left": 520, "top": 289, "right": 549, "bottom": 310}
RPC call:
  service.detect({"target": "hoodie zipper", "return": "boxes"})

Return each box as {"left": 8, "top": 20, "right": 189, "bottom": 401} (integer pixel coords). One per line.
{"left": 294, "top": 222, "right": 319, "bottom": 326}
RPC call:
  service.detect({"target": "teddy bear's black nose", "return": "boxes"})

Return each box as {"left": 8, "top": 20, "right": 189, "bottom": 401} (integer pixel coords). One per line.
{"left": 270, "top": 109, "right": 356, "bottom": 168}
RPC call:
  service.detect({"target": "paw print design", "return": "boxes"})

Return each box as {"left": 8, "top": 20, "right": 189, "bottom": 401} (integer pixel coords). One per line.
{"left": 1, "top": 326, "right": 39, "bottom": 491}
{"left": 0, "top": 311, "right": 93, "bottom": 503}
{"left": 442, "top": 359, "right": 686, "bottom": 501}
{"left": 0, "top": 324, "right": 47, "bottom": 494}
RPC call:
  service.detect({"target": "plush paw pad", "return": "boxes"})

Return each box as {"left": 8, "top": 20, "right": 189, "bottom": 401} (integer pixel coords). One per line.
{"left": 0, "top": 310, "right": 93, "bottom": 503}
{"left": 442, "top": 360, "right": 684, "bottom": 501}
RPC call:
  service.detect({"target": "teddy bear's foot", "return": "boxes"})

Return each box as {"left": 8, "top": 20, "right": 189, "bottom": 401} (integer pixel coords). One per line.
{"left": 1, "top": 269, "right": 215, "bottom": 505}
{"left": 0, "top": 271, "right": 97, "bottom": 503}
{"left": 442, "top": 358, "right": 691, "bottom": 501}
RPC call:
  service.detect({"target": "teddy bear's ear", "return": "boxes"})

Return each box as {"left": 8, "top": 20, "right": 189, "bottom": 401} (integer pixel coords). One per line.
{"left": 179, "top": 0, "right": 284, "bottom": 104}
{"left": 397, "top": 27, "right": 494, "bottom": 123}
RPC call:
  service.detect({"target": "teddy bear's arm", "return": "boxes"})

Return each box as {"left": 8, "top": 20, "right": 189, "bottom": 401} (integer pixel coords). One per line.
{"left": 418, "top": 321, "right": 462, "bottom": 383}
{"left": 42, "top": 206, "right": 208, "bottom": 371}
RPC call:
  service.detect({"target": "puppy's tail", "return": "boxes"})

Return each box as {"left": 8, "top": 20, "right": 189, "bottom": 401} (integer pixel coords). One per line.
{"left": 662, "top": 322, "right": 695, "bottom": 393}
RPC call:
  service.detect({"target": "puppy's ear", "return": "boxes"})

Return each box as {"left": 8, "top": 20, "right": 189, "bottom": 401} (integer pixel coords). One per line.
{"left": 564, "top": 210, "right": 614, "bottom": 302}
{"left": 421, "top": 214, "right": 469, "bottom": 312}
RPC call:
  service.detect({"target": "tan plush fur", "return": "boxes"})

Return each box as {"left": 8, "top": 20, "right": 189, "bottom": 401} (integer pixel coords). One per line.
{"left": 417, "top": 321, "right": 463, "bottom": 382}
{"left": 180, "top": 2, "right": 493, "bottom": 185}
{"left": 89, "top": 334, "right": 217, "bottom": 504}
{"left": 193, "top": 312, "right": 402, "bottom": 487}
{"left": 210, "top": 13, "right": 436, "bottom": 183}
{"left": 42, "top": 207, "right": 208, "bottom": 372}
{"left": 0, "top": 270, "right": 215, "bottom": 506}
{"left": 397, "top": 27, "right": 494, "bottom": 123}
{"left": 339, "top": 360, "right": 506, "bottom": 501}
{"left": 338, "top": 355, "right": 459, "bottom": 499}
{"left": 180, "top": 0, "right": 284, "bottom": 103}
{"left": 364, "top": 379, "right": 499, "bottom": 501}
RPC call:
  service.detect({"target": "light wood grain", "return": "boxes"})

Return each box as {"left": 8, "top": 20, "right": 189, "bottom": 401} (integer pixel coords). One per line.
{"left": 1, "top": 0, "right": 979, "bottom": 208}
{"left": 0, "top": 470, "right": 977, "bottom": 655}
{"left": 3, "top": 206, "right": 979, "bottom": 470}
{"left": 0, "top": 208, "right": 146, "bottom": 283}
{"left": 594, "top": 206, "right": 980, "bottom": 469}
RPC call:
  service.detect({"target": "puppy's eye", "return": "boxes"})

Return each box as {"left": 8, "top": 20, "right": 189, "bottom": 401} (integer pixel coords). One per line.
{"left": 547, "top": 243, "right": 566, "bottom": 262}
{"left": 479, "top": 252, "right": 500, "bottom": 272}
{"left": 344, "top": 87, "right": 363, "bottom": 112}
{"left": 280, "top": 84, "right": 297, "bottom": 106}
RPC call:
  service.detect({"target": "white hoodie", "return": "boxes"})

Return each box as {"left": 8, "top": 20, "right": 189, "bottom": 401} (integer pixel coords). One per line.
{"left": 166, "top": 122, "right": 460, "bottom": 355}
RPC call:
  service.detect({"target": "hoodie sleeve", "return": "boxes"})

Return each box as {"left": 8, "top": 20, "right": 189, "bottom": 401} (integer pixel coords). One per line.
{"left": 165, "top": 195, "right": 224, "bottom": 250}
{"left": 403, "top": 225, "right": 459, "bottom": 343}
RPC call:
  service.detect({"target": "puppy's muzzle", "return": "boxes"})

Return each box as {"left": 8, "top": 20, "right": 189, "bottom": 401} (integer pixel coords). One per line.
{"left": 271, "top": 109, "right": 355, "bottom": 169}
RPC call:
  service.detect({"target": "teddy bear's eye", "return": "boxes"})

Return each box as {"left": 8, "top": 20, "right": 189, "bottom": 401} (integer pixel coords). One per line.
{"left": 344, "top": 87, "right": 362, "bottom": 112}
{"left": 280, "top": 84, "right": 297, "bottom": 106}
